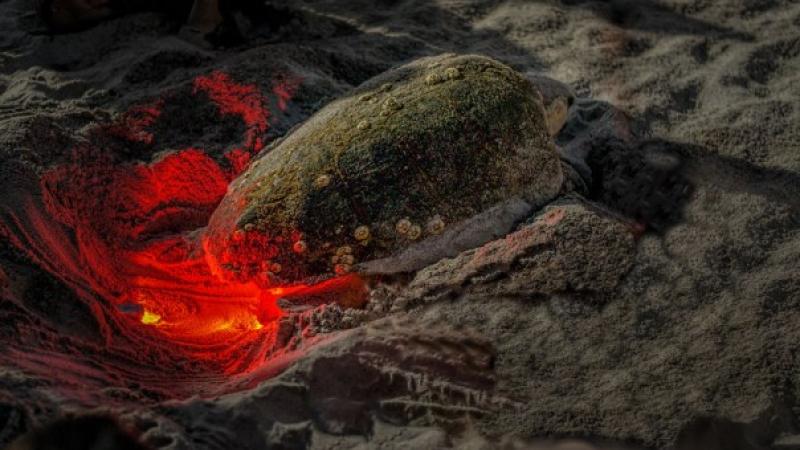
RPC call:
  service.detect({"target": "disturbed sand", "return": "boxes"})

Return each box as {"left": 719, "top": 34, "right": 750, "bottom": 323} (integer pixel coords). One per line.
{"left": 1, "top": 0, "right": 800, "bottom": 449}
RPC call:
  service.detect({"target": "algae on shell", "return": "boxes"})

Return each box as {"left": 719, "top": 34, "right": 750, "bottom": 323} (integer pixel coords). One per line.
{"left": 206, "top": 54, "right": 564, "bottom": 284}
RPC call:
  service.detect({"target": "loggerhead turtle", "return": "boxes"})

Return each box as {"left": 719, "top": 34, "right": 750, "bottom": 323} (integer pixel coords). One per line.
{"left": 205, "top": 53, "right": 576, "bottom": 288}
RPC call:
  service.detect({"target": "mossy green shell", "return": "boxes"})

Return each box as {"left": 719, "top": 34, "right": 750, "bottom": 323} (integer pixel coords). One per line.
{"left": 207, "top": 54, "right": 563, "bottom": 283}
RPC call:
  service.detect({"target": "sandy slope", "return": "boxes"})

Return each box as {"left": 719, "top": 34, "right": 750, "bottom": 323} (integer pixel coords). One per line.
{"left": 1, "top": 0, "right": 799, "bottom": 449}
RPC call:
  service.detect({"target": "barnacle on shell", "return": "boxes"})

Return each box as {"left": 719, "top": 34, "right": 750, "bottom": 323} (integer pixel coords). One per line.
{"left": 354, "top": 225, "right": 371, "bottom": 241}
{"left": 293, "top": 240, "right": 308, "bottom": 254}
{"left": 408, "top": 224, "right": 422, "bottom": 240}
{"left": 426, "top": 216, "right": 446, "bottom": 235}
{"left": 445, "top": 67, "right": 462, "bottom": 80}
{"left": 313, "top": 174, "right": 332, "bottom": 189}
{"left": 425, "top": 73, "right": 443, "bottom": 85}
{"left": 382, "top": 97, "right": 402, "bottom": 112}
{"left": 395, "top": 219, "right": 412, "bottom": 235}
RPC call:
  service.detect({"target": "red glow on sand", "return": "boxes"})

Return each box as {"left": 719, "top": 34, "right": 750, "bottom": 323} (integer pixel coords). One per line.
{"left": 9, "top": 70, "right": 361, "bottom": 377}
{"left": 194, "top": 71, "right": 270, "bottom": 157}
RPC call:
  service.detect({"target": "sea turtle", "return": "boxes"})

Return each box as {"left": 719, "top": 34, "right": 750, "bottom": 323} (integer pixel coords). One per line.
{"left": 205, "top": 53, "right": 574, "bottom": 287}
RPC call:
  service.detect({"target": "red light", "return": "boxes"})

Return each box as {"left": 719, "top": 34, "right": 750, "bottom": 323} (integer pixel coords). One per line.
{"left": 6, "top": 70, "right": 362, "bottom": 380}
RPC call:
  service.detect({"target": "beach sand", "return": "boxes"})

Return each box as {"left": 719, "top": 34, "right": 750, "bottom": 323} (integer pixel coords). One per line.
{"left": 1, "top": 1, "right": 799, "bottom": 449}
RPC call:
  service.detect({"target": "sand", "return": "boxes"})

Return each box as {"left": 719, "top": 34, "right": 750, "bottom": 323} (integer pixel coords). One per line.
{"left": 1, "top": 0, "right": 799, "bottom": 449}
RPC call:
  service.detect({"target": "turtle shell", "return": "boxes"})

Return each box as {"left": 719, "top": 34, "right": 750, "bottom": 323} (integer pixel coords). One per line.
{"left": 205, "top": 53, "right": 564, "bottom": 285}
